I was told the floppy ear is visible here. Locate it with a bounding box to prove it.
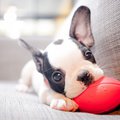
[19,39,43,73]
[69,6,94,47]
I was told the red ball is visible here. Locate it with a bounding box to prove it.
[73,76,120,114]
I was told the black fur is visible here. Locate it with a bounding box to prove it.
[77,70,93,86]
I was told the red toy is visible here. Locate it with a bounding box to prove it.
[73,76,120,114]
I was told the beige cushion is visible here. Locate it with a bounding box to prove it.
[90,0,120,79]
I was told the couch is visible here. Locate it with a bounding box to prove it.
[0,0,120,119]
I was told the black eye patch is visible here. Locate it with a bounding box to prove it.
[71,38,96,63]
[80,45,96,63]
[42,52,65,94]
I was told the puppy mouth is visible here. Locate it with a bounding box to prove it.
[77,70,94,86]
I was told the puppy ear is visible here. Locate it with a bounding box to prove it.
[19,39,43,73]
[69,6,94,47]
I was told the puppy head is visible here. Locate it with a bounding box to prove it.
[20,6,104,98]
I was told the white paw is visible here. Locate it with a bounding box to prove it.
[16,84,30,92]
[50,98,78,112]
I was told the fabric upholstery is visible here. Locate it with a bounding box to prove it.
[90,0,120,80]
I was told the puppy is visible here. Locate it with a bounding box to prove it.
[17,6,104,112]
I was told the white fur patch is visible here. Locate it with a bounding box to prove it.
[45,39,84,70]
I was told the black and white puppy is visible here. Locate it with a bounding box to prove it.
[17,6,104,111]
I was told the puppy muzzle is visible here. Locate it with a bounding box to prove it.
[77,70,93,86]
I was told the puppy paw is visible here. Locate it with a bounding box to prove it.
[16,84,30,92]
[50,98,78,112]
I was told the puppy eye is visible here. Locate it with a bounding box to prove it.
[52,71,64,82]
[85,50,92,59]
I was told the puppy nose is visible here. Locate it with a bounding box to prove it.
[77,70,93,86]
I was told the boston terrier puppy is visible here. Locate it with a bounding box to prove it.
[17,6,104,111]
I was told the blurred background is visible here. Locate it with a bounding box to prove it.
[0,0,77,81]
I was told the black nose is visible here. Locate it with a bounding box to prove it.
[77,70,93,86]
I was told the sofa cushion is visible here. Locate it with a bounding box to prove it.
[90,0,120,80]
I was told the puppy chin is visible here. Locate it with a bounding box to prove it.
[65,85,87,99]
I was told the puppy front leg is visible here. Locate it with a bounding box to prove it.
[50,96,79,112]
[38,88,78,112]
